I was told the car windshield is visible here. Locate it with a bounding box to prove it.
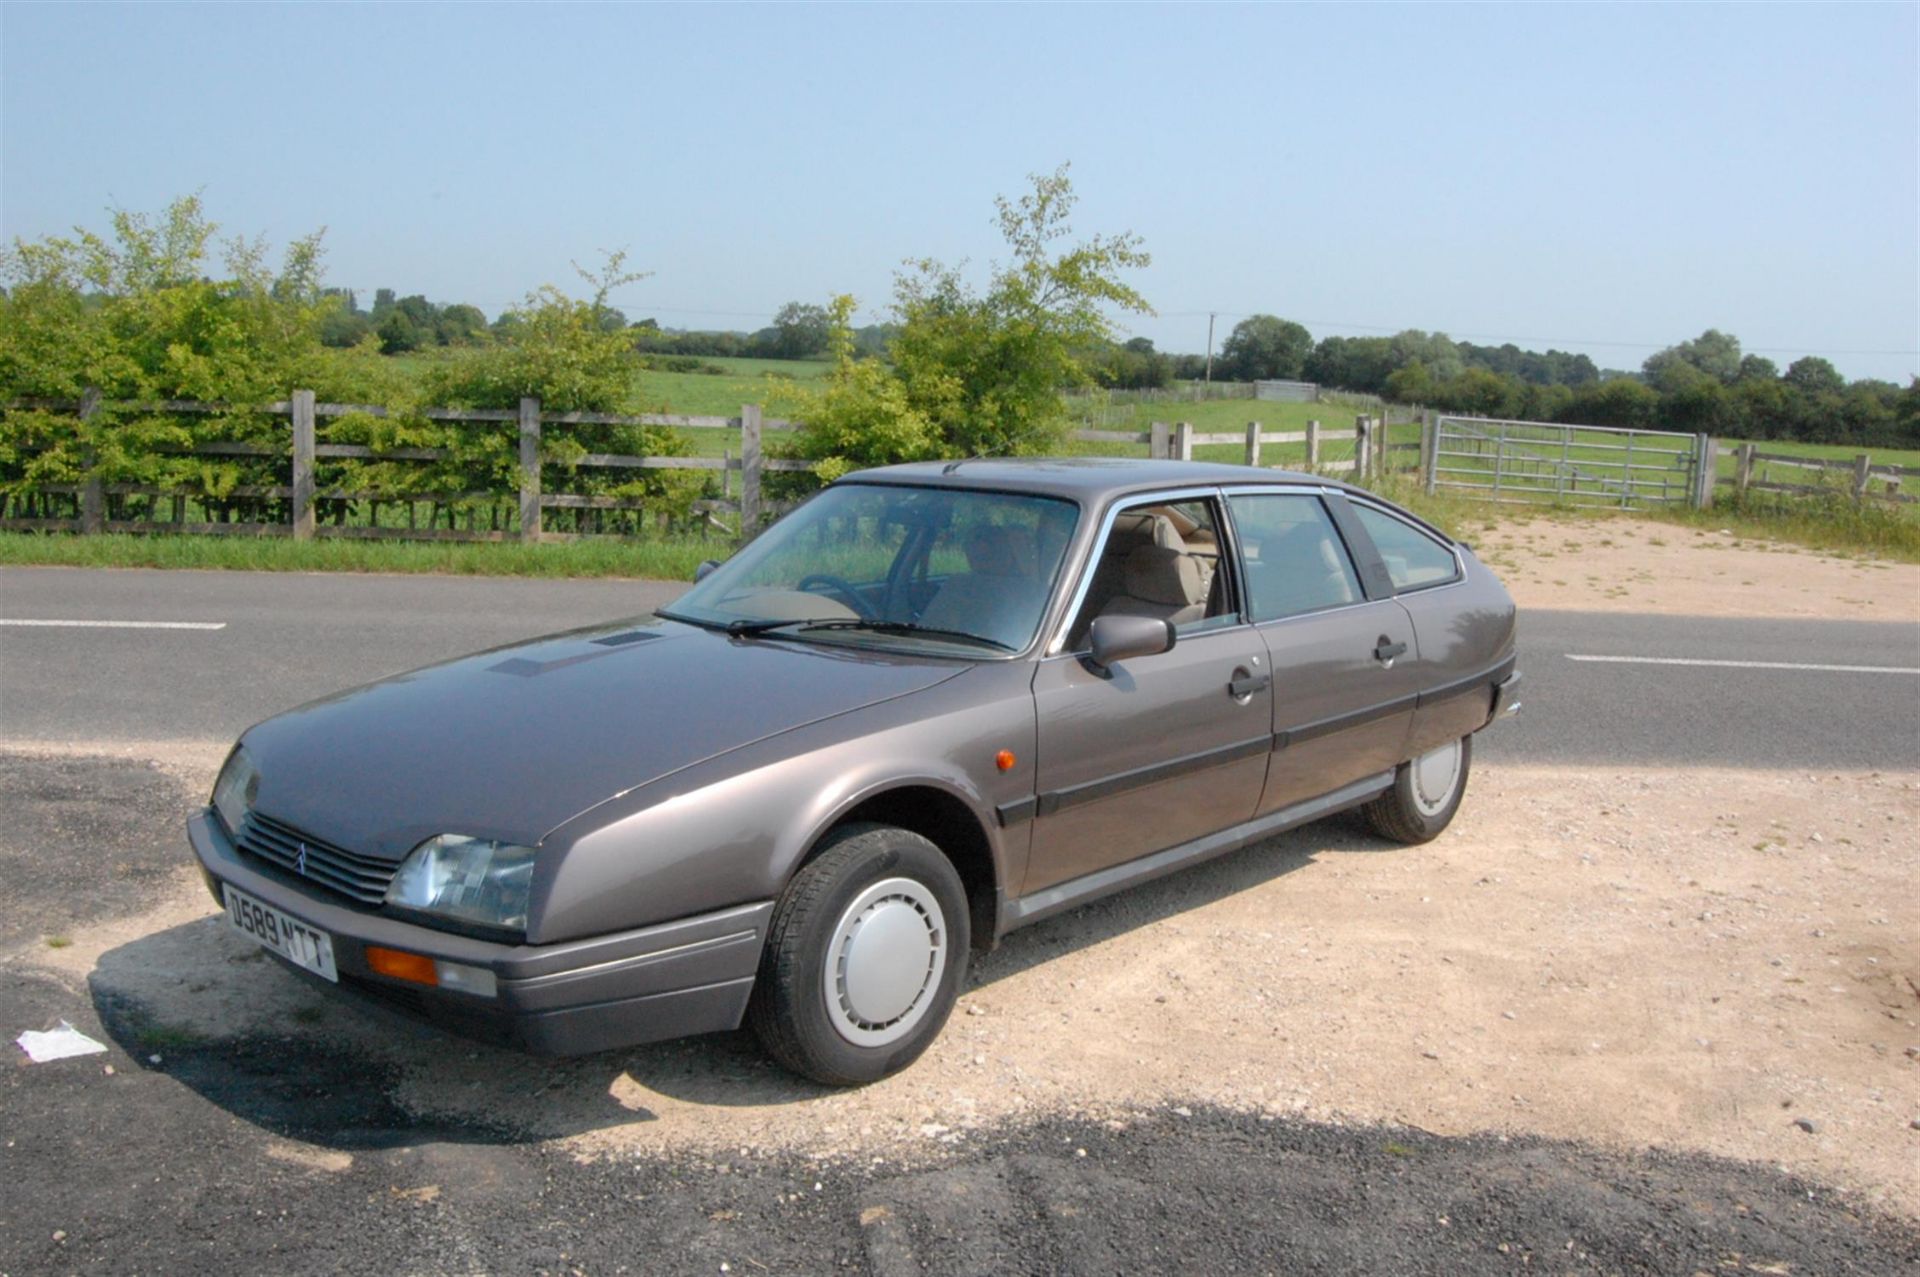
[661,483,1080,656]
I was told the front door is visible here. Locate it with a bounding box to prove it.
[1023,494,1273,895]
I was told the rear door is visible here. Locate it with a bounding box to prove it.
[1225,488,1420,815]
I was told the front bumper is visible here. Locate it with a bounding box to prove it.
[188,808,772,1056]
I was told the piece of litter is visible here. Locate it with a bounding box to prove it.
[15,1021,107,1063]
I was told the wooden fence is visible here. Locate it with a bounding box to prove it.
[1111,416,1411,480]
[0,392,1410,544]
[0,393,820,542]
[1716,443,1915,506]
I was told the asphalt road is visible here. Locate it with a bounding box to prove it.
[2,566,1918,1273]
[2,566,1916,769]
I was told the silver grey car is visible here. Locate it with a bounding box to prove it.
[189,459,1519,1084]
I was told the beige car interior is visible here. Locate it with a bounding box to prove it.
[1068,505,1228,648]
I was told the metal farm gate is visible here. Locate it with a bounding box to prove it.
[1424,416,1713,509]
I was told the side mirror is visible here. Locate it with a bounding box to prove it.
[693,559,721,583]
[1087,614,1176,669]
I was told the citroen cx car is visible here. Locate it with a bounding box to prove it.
[189,459,1519,1085]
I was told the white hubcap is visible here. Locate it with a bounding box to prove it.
[1410,739,1463,817]
[824,878,947,1047]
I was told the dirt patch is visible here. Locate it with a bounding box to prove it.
[36,756,1918,1217]
[1465,514,1920,621]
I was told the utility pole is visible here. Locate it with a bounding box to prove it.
[1204,312,1216,384]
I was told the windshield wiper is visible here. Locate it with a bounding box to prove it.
[652,609,821,638]
[661,609,1014,651]
[792,619,1016,651]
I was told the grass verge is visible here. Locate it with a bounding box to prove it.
[0,532,718,580]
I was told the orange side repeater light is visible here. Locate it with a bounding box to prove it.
[995,749,1017,772]
[366,945,439,987]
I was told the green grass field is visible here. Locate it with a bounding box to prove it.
[1711,436,1920,480]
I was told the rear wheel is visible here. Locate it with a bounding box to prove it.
[1362,734,1472,844]
[748,823,969,1086]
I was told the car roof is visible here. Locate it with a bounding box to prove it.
[840,457,1358,504]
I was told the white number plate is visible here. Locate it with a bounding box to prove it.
[223,885,338,983]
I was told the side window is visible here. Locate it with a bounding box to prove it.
[1352,504,1459,591]
[1066,497,1237,649]
[1228,493,1362,622]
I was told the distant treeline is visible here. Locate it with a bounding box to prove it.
[1086,316,1914,448]
[320,291,892,364]
[321,283,1914,448]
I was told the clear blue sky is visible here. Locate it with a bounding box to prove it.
[3,2,1915,381]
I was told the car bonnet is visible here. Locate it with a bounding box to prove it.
[235,617,969,860]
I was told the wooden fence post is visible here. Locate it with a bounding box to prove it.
[290,389,316,541]
[518,396,541,542]
[740,403,763,532]
[1306,420,1320,472]
[78,387,103,534]
[1851,453,1871,503]
[1174,422,1193,461]
[1735,443,1755,496]
[1352,416,1369,481]
[1149,422,1170,460]
[1244,421,1261,468]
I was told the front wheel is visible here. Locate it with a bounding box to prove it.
[1362,734,1472,844]
[748,823,969,1086]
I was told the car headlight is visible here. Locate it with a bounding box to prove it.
[211,748,259,836]
[385,835,536,934]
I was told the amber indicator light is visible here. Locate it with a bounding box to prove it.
[366,945,439,987]
[995,749,1017,772]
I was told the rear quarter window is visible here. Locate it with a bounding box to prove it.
[1352,504,1459,591]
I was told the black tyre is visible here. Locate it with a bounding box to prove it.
[747,822,970,1086]
[1362,733,1472,845]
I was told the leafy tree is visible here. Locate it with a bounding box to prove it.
[1735,354,1778,383]
[1644,328,1742,384]
[0,195,355,513]
[377,308,422,354]
[1560,377,1660,429]
[788,165,1150,475]
[1303,335,1397,394]
[759,302,830,360]
[410,251,701,523]
[1783,355,1844,396]
[1216,314,1312,381]
[1089,335,1171,390]
[1389,330,1464,382]
[435,303,489,346]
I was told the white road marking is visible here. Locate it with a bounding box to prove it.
[1567,654,1919,675]
[0,619,228,631]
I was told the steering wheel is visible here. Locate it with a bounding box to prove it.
[795,573,875,618]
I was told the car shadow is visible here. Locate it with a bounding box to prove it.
[87,813,1391,1148]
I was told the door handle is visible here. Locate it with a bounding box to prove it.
[1373,637,1408,665]
[1228,670,1271,698]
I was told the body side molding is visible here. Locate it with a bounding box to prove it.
[997,770,1395,934]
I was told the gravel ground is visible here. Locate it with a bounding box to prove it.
[3,747,1917,1273]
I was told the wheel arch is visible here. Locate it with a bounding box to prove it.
[801,782,1003,952]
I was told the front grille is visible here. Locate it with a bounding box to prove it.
[236,812,397,905]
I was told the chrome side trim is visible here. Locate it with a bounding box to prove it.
[998,770,1395,933]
